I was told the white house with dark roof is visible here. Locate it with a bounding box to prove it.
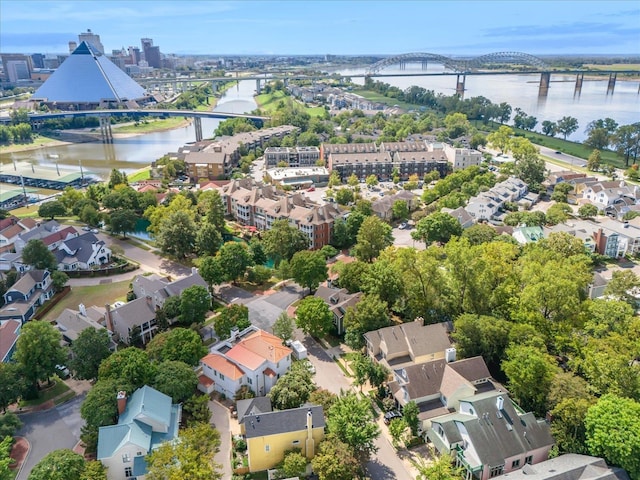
[0,269,54,323]
[97,386,181,480]
[428,391,554,480]
[54,232,111,271]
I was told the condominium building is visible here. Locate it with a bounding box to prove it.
[217,179,342,249]
[264,146,320,168]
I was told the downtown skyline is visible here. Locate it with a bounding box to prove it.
[1,0,639,57]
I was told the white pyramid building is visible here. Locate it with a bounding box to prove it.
[33,41,146,106]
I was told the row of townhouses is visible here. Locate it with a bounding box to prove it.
[264,146,321,168]
[464,177,531,221]
[214,178,343,249]
[178,125,300,181]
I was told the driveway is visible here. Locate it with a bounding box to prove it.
[209,399,232,480]
[16,393,85,479]
[392,226,424,250]
[300,335,412,480]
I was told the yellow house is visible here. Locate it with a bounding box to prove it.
[241,405,325,473]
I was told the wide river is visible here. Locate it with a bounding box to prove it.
[1,67,638,177]
[337,65,639,142]
[0,79,258,179]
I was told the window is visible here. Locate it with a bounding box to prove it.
[512,459,521,468]
[525,455,533,465]
[122,453,131,463]
[292,440,300,445]
[220,374,225,380]
[247,377,252,385]
[490,465,505,478]
[265,445,270,452]
[124,467,133,477]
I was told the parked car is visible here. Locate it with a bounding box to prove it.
[91,229,99,234]
[82,226,91,231]
[384,410,402,424]
[55,365,70,379]
[399,222,408,230]
[307,186,315,192]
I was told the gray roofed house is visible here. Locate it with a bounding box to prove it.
[97,386,181,480]
[442,207,475,229]
[55,304,115,348]
[54,232,112,270]
[364,320,452,369]
[240,405,325,472]
[105,297,156,346]
[14,220,60,253]
[33,41,146,106]
[131,268,207,310]
[493,454,630,480]
[314,285,362,335]
[236,396,273,423]
[428,391,554,480]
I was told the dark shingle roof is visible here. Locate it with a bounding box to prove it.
[241,405,324,439]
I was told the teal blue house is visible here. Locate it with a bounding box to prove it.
[97,386,181,480]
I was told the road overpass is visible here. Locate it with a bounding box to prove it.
[0,109,270,142]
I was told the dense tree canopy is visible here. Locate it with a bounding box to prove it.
[69,328,112,381]
[15,320,66,389]
[22,239,57,270]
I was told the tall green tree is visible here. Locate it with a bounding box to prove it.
[412,448,464,480]
[198,189,226,231]
[272,311,295,342]
[15,321,66,390]
[98,347,158,390]
[290,250,328,293]
[412,212,462,245]
[268,362,315,409]
[199,256,226,290]
[196,222,223,257]
[282,450,307,478]
[156,210,197,258]
[0,436,14,480]
[81,379,132,451]
[555,116,579,140]
[311,435,360,480]
[38,200,67,220]
[28,449,85,480]
[22,239,57,271]
[145,328,206,366]
[146,423,223,480]
[295,296,334,338]
[216,241,254,283]
[262,219,310,266]
[179,285,210,325]
[213,304,250,339]
[109,209,137,238]
[152,360,198,403]
[353,215,393,262]
[69,328,112,381]
[585,394,640,479]
[326,392,380,461]
[343,294,390,349]
[0,362,25,413]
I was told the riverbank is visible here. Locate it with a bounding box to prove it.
[0,134,75,154]
[111,117,191,134]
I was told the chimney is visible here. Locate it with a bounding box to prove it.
[496,395,504,411]
[305,409,315,459]
[79,303,87,317]
[230,326,239,341]
[117,391,127,416]
[191,266,198,275]
[445,347,457,363]
[104,303,114,332]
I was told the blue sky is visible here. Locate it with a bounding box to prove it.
[1,0,639,56]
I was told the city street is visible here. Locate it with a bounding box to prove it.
[209,399,232,480]
[16,394,86,479]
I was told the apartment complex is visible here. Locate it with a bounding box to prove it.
[217,178,343,249]
[264,146,320,168]
[324,140,476,181]
[182,125,299,181]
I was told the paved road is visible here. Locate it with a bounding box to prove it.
[300,335,412,480]
[209,399,232,480]
[538,145,587,167]
[17,394,85,479]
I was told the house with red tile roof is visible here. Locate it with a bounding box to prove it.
[198,325,292,398]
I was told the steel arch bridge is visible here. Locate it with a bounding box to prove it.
[366,51,549,74]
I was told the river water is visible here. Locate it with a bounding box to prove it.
[0,79,258,178]
[1,68,638,176]
[337,65,640,142]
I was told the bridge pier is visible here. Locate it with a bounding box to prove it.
[399,60,406,70]
[99,116,113,143]
[421,61,428,71]
[256,78,262,94]
[574,73,584,97]
[607,73,617,94]
[455,74,466,98]
[211,80,219,93]
[194,117,203,142]
[538,72,551,97]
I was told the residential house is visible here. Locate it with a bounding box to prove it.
[41,226,79,251]
[0,252,29,272]
[428,391,554,480]
[199,325,292,398]
[13,220,60,253]
[55,304,115,348]
[54,232,112,271]
[442,207,475,229]
[512,226,545,245]
[0,269,54,323]
[131,268,208,311]
[443,144,483,170]
[241,405,325,472]
[492,454,630,480]
[371,190,419,221]
[581,181,638,209]
[465,177,528,221]
[97,386,181,480]
[363,320,452,370]
[0,216,36,252]
[314,285,362,335]
[0,320,21,362]
[236,396,273,424]
[104,297,157,345]
[387,353,501,431]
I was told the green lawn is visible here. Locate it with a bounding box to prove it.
[19,377,72,407]
[40,280,132,323]
[128,167,152,182]
[255,90,326,117]
[354,89,421,111]
[112,117,189,134]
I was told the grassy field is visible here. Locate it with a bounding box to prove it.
[255,90,326,117]
[20,377,71,407]
[583,63,640,71]
[112,117,190,134]
[0,134,70,154]
[353,89,420,111]
[40,280,131,323]
[127,167,152,182]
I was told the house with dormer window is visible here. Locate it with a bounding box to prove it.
[314,285,361,335]
[0,269,54,323]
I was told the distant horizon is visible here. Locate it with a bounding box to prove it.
[1,0,639,56]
